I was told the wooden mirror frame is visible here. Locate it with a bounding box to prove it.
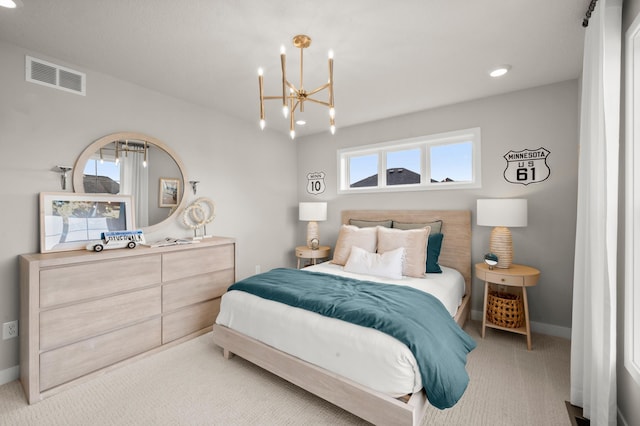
[72,131,188,234]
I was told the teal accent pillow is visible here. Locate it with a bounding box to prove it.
[426,233,444,273]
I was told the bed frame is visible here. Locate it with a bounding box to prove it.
[213,210,471,425]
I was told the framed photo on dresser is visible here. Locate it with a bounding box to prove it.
[39,192,134,253]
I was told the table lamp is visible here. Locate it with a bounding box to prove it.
[477,199,527,269]
[299,202,327,249]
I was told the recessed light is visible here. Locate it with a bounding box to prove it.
[296,120,306,125]
[489,65,512,78]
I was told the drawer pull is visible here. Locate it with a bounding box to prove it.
[501,278,506,282]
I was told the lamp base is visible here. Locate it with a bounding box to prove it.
[490,226,513,269]
[306,221,319,249]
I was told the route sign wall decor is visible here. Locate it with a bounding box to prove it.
[503,148,550,185]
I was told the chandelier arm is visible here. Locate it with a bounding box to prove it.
[306,83,330,96]
[304,98,331,107]
[329,56,334,107]
[289,97,296,138]
[290,99,301,114]
[263,95,285,100]
[258,73,265,122]
[280,52,287,110]
[285,80,296,92]
[299,46,304,90]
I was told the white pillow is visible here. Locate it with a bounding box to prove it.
[331,225,378,266]
[344,246,405,280]
[377,226,430,278]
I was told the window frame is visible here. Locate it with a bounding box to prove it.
[337,127,481,194]
[625,11,640,385]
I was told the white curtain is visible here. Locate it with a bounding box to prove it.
[571,0,621,424]
[120,152,149,228]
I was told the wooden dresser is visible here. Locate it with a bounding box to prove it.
[19,236,235,404]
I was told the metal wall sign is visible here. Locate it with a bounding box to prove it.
[503,148,551,185]
[306,171,326,194]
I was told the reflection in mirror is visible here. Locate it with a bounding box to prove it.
[73,132,187,233]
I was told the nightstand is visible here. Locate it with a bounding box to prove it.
[295,246,331,269]
[475,263,540,350]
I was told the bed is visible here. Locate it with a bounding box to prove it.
[212,210,473,425]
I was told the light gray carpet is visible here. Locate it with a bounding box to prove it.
[0,321,571,425]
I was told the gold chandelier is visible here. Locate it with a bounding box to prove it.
[258,34,335,139]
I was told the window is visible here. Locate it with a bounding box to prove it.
[625,12,640,385]
[83,153,121,193]
[338,127,481,193]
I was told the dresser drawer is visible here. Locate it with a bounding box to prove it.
[40,287,161,351]
[163,269,234,312]
[40,255,162,308]
[484,272,524,286]
[162,244,234,282]
[39,318,161,391]
[162,299,220,344]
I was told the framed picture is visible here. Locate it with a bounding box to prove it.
[39,192,135,253]
[159,177,180,207]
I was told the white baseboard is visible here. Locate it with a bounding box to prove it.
[471,309,571,340]
[0,365,19,386]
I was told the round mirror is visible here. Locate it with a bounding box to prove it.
[72,132,188,234]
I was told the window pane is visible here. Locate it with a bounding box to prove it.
[430,141,472,183]
[83,159,121,193]
[386,149,421,185]
[349,154,378,187]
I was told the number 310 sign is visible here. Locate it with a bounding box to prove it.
[503,148,550,186]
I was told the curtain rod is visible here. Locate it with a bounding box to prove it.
[582,0,598,27]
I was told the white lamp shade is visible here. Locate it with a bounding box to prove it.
[299,202,327,221]
[477,199,527,227]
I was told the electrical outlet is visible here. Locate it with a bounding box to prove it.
[3,320,18,340]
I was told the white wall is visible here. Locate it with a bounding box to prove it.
[297,79,580,336]
[0,40,298,376]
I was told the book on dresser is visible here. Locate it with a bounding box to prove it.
[19,235,235,404]
[141,237,201,247]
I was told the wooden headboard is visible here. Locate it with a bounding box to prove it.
[341,210,472,300]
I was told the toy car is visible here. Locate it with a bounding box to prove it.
[86,230,145,252]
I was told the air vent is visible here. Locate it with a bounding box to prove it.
[26,56,86,96]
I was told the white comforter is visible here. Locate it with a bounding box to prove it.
[215,264,465,397]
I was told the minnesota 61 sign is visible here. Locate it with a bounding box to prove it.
[503,148,550,185]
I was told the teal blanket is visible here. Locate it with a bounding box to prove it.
[228,268,476,409]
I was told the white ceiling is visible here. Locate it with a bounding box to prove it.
[0,0,587,138]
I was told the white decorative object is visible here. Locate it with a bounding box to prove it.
[181,197,215,239]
